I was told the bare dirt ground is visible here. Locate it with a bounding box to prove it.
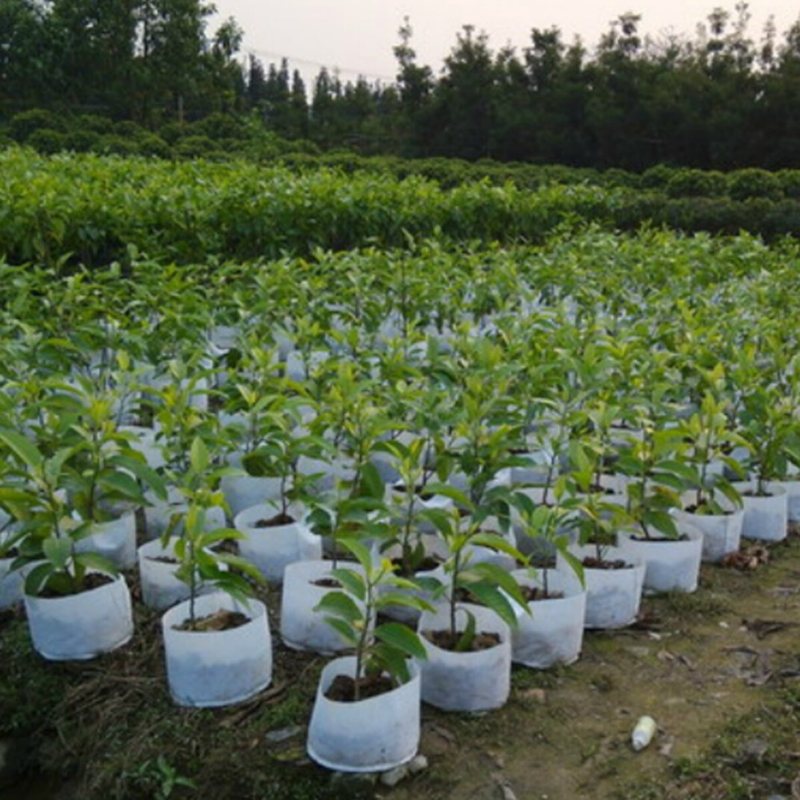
[3,533,800,800]
[390,535,800,800]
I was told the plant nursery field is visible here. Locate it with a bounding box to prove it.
[2,154,800,800]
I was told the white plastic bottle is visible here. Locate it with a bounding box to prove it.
[631,716,657,751]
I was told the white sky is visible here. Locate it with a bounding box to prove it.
[210,1,800,85]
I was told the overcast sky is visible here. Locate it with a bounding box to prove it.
[210,1,800,85]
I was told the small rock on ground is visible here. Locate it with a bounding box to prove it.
[380,755,428,787]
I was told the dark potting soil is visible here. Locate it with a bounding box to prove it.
[630,534,690,543]
[39,572,114,598]
[391,556,443,575]
[312,578,343,588]
[582,557,631,570]
[588,483,619,496]
[255,512,295,527]
[174,609,249,632]
[211,540,239,555]
[147,555,179,564]
[741,491,775,498]
[685,504,734,515]
[423,628,502,652]
[521,586,565,602]
[393,484,435,501]
[324,673,396,702]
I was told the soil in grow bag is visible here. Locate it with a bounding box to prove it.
[521,586,565,601]
[324,673,396,702]
[582,557,631,570]
[174,609,249,632]
[254,512,296,527]
[423,629,502,652]
[40,572,113,598]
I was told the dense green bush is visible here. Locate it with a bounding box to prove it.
[62,130,101,153]
[776,170,800,200]
[726,168,783,201]
[75,114,114,135]
[9,109,65,141]
[640,164,675,190]
[26,129,68,154]
[136,134,172,159]
[189,112,248,141]
[173,135,220,159]
[665,169,727,198]
[1,148,799,274]
[91,135,142,156]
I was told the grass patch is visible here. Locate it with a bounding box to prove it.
[622,679,800,799]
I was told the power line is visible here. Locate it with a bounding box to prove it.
[245,45,397,84]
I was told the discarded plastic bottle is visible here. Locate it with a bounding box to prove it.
[631,716,657,751]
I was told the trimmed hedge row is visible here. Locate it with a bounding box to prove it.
[1,149,798,271]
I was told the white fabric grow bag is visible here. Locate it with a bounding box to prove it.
[75,511,137,570]
[280,560,365,654]
[162,592,271,707]
[510,569,586,668]
[558,545,645,629]
[307,656,421,772]
[618,522,704,594]
[673,502,743,563]
[417,602,511,712]
[235,502,321,583]
[732,482,788,542]
[25,574,133,660]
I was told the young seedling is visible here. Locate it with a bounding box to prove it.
[315,537,430,700]
[169,437,264,628]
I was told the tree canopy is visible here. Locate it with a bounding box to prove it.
[3,2,800,170]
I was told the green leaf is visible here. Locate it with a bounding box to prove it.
[190,437,210,474]
[359,461,385,500]
[337,537,372,573]
[469,532,522,560]
[0,428,43,470]
[454,608,477,652]
[42,537,71,570]
[214,553,266,583]
[470,561,530,612]
[378,591,435,614]
[112,454,167,500]
[370,643,410,684]
[314,590,362,623]
[323,616,359,646]
[559,548,585,588]
[466,582,519,627]
[97,471,144,503]
[329,567,367,601]
[74,552,119,576]
[375,622,428,660]
[25,562,54,596]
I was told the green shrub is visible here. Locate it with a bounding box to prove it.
[26,128,68,154]
[92,135,141,156]
[727,168,783,201]
[9,109,64,142]
[173,135,217,158]
[113,120,148,139]
[159,122,188,145]
[189,113,247,141]
[63,130,101,153]
[666,169,727,198]
[776,170,800,200]
[75,114,114,135]
[641,163,675,190]
[136,134,172,159]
